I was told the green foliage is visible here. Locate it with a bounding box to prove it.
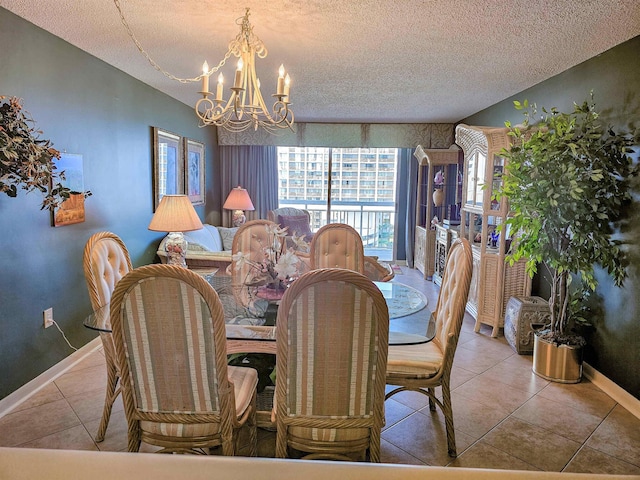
[0,96,83,210]
[497,93,639,338]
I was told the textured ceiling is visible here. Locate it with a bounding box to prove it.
[1,0,639,123]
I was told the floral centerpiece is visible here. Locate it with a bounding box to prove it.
[232,223,309,294]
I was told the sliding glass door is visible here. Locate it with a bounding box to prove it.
[277,147,398,260]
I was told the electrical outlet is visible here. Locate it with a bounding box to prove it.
[43,308,54,328]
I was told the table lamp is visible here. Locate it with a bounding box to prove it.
[149,194,203,267]
[223,186,255,227]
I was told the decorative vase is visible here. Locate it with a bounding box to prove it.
[532,333,583,383]
[432,188,445,207]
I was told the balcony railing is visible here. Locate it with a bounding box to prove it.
[278,200,394,260]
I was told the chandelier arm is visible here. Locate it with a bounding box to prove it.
[112,0,232,83]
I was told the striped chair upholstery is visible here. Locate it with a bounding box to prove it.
[309,223,365,274]
[274,268,389,462]
[83,231,133,442]
[385,238,473,458]
[110,264,258,454]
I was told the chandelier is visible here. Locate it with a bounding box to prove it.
[113,2,294,134]
[196,9,294,133]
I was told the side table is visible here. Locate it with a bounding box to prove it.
[504,296,550,355]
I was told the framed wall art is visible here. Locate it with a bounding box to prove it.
[153,127,183,211]
[184,138,205,206]
[52,153,86,227]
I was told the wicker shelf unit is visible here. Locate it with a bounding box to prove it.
[455,124,531,337]
[413,145,462,280]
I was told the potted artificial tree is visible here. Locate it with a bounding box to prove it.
[498,94,639,383]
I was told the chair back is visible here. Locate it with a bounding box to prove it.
[110,264,233,422]
[267,207,311,225]
[83,231,133,311]
[309,223,365,274]
[275,268,389,461]
[432,238,473,362]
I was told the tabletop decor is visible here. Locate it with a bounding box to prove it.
[232,223,308,294]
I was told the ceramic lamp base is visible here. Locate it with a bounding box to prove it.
[165,231,188,268]
[232,210,246,227]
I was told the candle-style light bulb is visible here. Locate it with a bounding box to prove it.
[234,59,244,88]
[283,74,291,101]
[277,64,285,95]
[216,73,224,101]
[201,61,210,93]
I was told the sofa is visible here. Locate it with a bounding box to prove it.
[157,224,238,269]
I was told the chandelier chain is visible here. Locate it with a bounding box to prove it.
[112,0,232,83]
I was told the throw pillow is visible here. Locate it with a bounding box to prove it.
[278,214,313,242]
[183,225,223,252]
[217,226,239,251]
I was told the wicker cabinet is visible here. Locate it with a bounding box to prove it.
[455,125,531,337]
[413,145,462,279]
[433,225,458,286]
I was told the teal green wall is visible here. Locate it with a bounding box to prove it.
[0,8,218,399]
[463,36,640,399]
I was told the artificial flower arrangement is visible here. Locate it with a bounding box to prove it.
[231,223,309,292]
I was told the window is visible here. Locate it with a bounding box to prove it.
[277,147,398,260]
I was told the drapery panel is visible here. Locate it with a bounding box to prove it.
[219,146,279,225]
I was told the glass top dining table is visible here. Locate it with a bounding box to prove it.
[83,271,435,352]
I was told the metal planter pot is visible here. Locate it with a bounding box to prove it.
[532,333,583,383]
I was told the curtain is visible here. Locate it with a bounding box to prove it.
[219,146,279,226]
[397,148,417,267]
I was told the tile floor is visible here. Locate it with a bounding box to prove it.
[1,266,639,475]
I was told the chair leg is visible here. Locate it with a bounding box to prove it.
[441,381,457,457]
[275,424,288,458]
[127,420,141,452]
[369,427,381,463]
[427,387,436,412]
[96,335,120,442]
[247,392,257,457]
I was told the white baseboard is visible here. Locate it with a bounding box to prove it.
[0,337,102,418]
[583,362,640,419]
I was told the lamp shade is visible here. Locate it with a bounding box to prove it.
[148,195,204,232]
[223,186,255,211]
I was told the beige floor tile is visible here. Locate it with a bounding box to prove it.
[67,350,106,373]
[564,446,640,475]
[383,397,415,431]
[84,409,129,451]
[482,416,581,471]
[453,343,513,374]
[384,389,430,411]
[18,424,98,451]
[66,388,124,425]
[481,356,550,394]
[54,364,107,398]
[430,392,511,440]
[380,438,426,465]
[512,394,603,443]
[452,374,535,414]
[381,411,475,466]
[0,398,81,447]
[585,404,640,467]
[448,441,540,471]
[537,380,616,418]
[10,382,63,414]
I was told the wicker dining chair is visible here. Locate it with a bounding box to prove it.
[83,231,133,442]
[110,264,258,454]
[385,238,473,458]
[309,223,365,274]
[363,256,394,282]
[274,268,389,462]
